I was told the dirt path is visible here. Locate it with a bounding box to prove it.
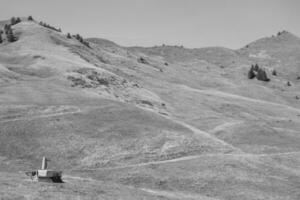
[0,110,81,123]
[172,119,243,152]
[179,85,300,113]
[209,121,243,134]
[140,188,219,200]
[63,174,218,199]
[82,151,300,171]
[141,103,244,153]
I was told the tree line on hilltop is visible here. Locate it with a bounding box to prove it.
[0,15,90,48]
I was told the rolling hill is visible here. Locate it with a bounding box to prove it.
[0,19,299,199]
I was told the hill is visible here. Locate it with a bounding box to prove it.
[0,18,299,199]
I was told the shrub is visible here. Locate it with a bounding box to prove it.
[67,33,72,39]
[287,81,291,86]
[28,16,34,21]
[96,78,109,86]
[137,57,149,64]
[272,70,277,76]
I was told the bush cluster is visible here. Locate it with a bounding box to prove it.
[10,17,21,26]
[277,30,287,36]
[39,21,62,32]
[248,64,270,82]
[3,24,17,42]
[70,33,90,48]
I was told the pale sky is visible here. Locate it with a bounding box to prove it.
[0,0,299,49]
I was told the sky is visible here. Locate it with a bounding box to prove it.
[0,0,299,49]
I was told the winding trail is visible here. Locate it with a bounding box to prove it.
[171,118,243,152]
[63,175,218,199]
[140,188,219,200]
[179,84,300,113]
[81,151,300,171]
[0,110,81,123]
[209,121,243,134]
[141,102,244,153]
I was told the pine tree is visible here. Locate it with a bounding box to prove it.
[15,17,21,24]
[0,31,3,43]
[67,33,72,39]
[10,17,16,25]
[254,63,259,71]
[248,65,256,79]
[6,28,16,42]
[83,41,90,48]
[256,68,270,82]
[4,24,10,34]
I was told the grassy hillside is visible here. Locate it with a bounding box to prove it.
[0,19,299,199]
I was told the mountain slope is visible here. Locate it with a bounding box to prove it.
[0,19,299,199]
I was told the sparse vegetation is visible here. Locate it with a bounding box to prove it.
[68,69,119,88]
[39,21,62,32]
[67,76,89,88]
[139,100,153,106]
[73,34,90,47]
